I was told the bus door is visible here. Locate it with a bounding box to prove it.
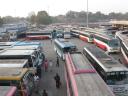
[22,72,35,96]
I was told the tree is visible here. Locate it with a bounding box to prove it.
[36,11,52,25]
[28,11,36,24]
[30,14,36,24]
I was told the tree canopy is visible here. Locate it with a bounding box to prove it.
[36,11,52,25]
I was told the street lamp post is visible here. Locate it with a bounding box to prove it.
[86,0,89,27]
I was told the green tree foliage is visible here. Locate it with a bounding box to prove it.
[30,15,36,24]
[2,16,25,24]
[36,11,52,25]
[0,17,3,27]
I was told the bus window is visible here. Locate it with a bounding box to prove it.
[63,47,71,52]
[109,39,120,47]
[107,72,128,85]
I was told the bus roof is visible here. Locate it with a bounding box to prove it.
[9,45,39,50]
[66,52,114,96]
[84,45,128,72]
[116,31,128,49]
[14,41,41,46]
[70,52,94,70]
[0,42,17,46]
[94,33,115,40]
[0,49,35,56]
[55,39,76,48]
[0,68,28,80]
[0,86,17,96]
[0,59,28,68]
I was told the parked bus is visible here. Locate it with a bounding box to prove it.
[0,68,35,96]
[9,45,45,65]
[63,27,71,39]
[0,86,17,96]
[79,30,94,43]
[70,29,94,42]
[0,42,18,50]
[0,59,29,68]
[70,30,79,38]
[54,39,77,60]
[14,41,42,50]
[93,33,120,53]
[83,45,128,96]
[115,31,128,64]
[0,49,40,68]
[63,32,71,39]
[65,52,115,96]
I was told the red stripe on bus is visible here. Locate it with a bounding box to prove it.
[64,69,71,96]
[94,40,107,51]
[68,53,76,73]
[79,35,88,42]
[65,54,79,96]
[6,86,17,96]
[74,69,96,74]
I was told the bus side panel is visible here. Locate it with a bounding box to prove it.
[64,68,71,96]
[94,39,107,51]
[121,48,128,65]
[6,87,17,96]
[79,35,88,42]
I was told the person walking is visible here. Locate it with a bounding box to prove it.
[56,56,59,67]
[54,73,61,88]
[44,59,48,72]
[37,65,42,78]
[42,89,48,96]
[49,60,53,72]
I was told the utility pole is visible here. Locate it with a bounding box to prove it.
[86,0,89,27]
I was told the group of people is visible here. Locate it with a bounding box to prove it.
[41,55,61,96]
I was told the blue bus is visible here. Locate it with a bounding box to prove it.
[54,39,77,60]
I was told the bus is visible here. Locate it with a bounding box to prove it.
[0,42,18,50]
[54,39,77,60]
[0,59,29,68]
[70,30,79,38]
[0,86,17,96]
[93,33,120,53]
[70,29,94,42]
[14,41,42,51]
[83,45,128,96]
[0,49,40,69]
[115,31,128,64]
[63,32,71,39]
[65,52,115,96]
[79,30,94,43]
[0,68,35,96]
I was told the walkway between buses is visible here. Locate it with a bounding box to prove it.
[32,40,67,96]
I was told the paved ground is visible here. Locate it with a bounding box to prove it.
[32,39,67,96]
[31,38,123,96]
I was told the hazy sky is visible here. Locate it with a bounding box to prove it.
[0,0,128,17]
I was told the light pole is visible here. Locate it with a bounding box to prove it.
[86,0,89,27]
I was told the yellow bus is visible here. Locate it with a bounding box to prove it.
[0,68,35,96]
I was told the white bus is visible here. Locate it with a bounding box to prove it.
[64,32,71,39]
[54,39,76,60]
[83,45,128,96]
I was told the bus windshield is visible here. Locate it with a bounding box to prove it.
[106,72,128,85]
[63,47,71,52]
[109,39,120,47]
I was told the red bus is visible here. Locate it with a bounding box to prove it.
[65,52,115,96]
